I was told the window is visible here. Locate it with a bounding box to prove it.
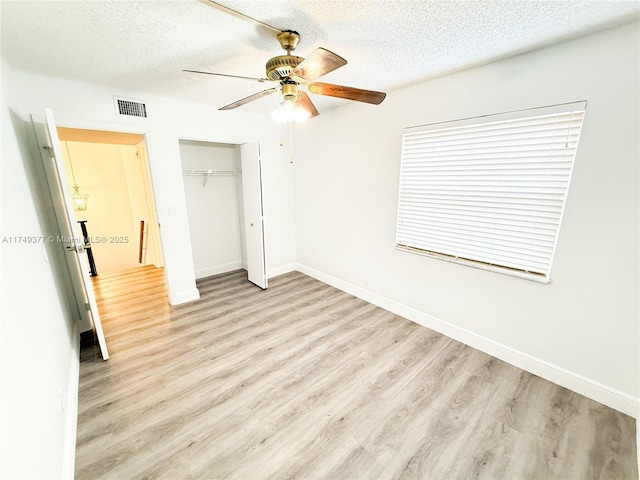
[395,101,586,282]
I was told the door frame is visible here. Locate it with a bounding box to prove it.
[177,136,268,289]
[49,120,170,306]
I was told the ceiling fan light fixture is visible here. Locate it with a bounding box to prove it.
[271,82,310,124]
[271,96,310,124]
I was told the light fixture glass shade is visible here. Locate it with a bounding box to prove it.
[271,97,310,124]
[71,185,89,211]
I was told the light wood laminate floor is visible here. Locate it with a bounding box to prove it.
[77,266,638,479]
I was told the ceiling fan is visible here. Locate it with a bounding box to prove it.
[184,1,386,122]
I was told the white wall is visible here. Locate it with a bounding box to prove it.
[4,69,297,304]
[294,22,639,416]
[1,61,80,479]
[180,140,243,279]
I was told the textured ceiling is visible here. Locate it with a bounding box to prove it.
[1,0,638,115]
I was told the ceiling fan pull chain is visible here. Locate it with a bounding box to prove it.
[289,122,294,164]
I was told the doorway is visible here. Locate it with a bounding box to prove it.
[179,140,267,288]
[180,140,244,279]
[56,127,167,334]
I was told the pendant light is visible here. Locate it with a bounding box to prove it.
[64,141,89,211]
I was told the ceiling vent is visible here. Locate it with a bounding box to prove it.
[114,97,147,118]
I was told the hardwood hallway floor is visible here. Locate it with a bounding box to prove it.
[76,267,638,480]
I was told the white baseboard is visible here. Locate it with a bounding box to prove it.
[296,263,639,418]
[62,321,80,479]
[268,262,297,279]
[195,261,243,279]
[169,288,200,305]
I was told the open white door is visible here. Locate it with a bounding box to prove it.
[36,108,109,360]
[240,142,268,289]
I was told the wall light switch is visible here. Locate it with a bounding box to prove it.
[168,205,177,216]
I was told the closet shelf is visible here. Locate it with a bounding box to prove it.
[182,168,238,187]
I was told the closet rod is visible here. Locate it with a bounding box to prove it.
[182,168,237,175]
[182,168,238,187]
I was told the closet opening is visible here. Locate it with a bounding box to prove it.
[179,139,267,288]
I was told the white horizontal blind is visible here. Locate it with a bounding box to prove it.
[396,104,586,282]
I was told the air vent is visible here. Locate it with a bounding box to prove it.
[114,97,147,118]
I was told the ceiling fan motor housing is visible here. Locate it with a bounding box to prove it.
[266,30,303,80]
[265,55,304,80]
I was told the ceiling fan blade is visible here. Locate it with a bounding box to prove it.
[220,88,278,110]
[308,82,386,105]
[184,69,272,83]
[289,48,347,83]
[296,92,319,118]
[197,0,282,34]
